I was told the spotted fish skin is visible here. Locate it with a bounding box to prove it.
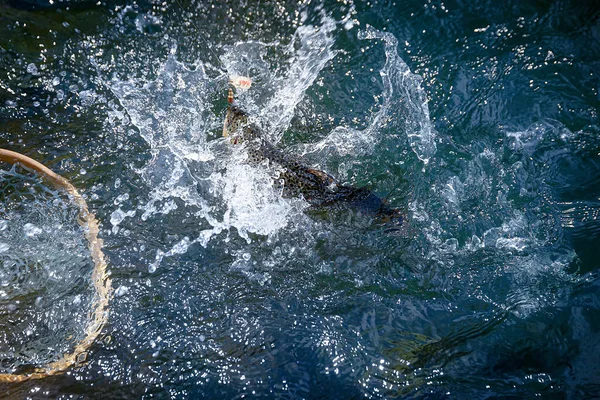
[223,104,404,223]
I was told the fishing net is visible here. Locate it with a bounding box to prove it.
[0,149,111,382]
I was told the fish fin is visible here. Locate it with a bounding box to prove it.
[222,118,229,137]
[306,168,335,184]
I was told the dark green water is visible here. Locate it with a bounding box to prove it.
[1,0,599,398]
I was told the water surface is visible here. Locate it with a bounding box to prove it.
[1,0,599,398]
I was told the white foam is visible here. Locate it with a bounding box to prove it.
[220,162,297,239]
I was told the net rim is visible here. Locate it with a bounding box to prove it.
[0,148,112,382]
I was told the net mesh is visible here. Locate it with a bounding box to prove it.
[0,163,94,374]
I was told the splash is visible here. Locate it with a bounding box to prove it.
[112,18,340,272]
[299,25,438,166]
[358,26,437,164]
[414,122,576,317]
[222,15,339,142]
[261,16,338,139]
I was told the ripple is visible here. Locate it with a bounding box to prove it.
[1,0,597,397]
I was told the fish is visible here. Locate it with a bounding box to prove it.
[222,92,405,225]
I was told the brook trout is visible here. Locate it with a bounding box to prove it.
[222,99,404,224]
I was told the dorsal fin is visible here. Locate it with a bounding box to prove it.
[306,168,335,185]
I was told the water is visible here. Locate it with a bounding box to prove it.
[1,0,599,398]
[0,166,95,374]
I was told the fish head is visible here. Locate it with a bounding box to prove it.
[222,105,249,142]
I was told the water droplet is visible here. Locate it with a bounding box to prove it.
[110,208,136,233]
[115,285,129,297]
[23,223,42,237]
[27,63,38,75]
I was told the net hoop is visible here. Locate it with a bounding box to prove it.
[0,148,112,383]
